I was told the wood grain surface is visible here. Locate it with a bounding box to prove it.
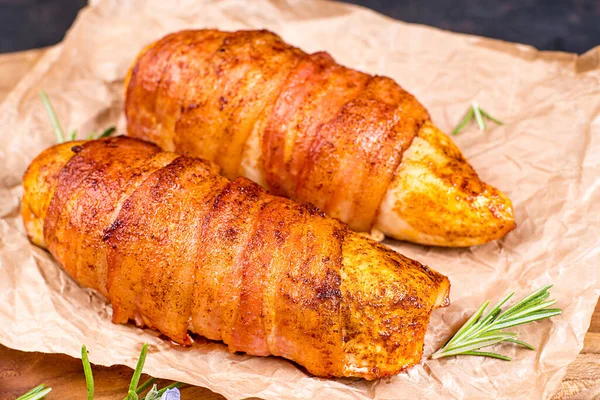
[0,48,598,400]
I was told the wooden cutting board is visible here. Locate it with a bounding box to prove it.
[0,48,598,400]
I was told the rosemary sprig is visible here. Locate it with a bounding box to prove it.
[432,285,562,360]
[453,101,503,135]
[40,91,115,142]
[136,377,156,395]
[40,90,65,143]
[15,384,52,400]
[80,343,183,400]
[19,344,181,399]
[126,343,149,400]
[96,126,116,139]
[82,345,94,400]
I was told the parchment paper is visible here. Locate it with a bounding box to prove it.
[0,0,599,398]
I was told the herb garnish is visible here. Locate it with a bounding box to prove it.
[15,384,52,400]
[82,345,94,400]
[453,101,503,135]
[432,285,561,361]
[125,343,149,400]
[16,344,182,399]
[40,90,115,142]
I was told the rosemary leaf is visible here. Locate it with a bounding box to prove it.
[504,338,535,350]
[443,300,489,349]
[136,377,156,395]
[462,350,512,361]
[16,384,51,400]
[495,299,557,324]
[497,285,553,320]
[453,101,504,135]
[16,384,45,399]
[432,334,515,359]
[452,107,474,135]
[128,344,149,397]
[480,109,504,125]
[490,309,562,331]
[17,387,52,400]
[472,101,486,131]
[468,292,515,337]
[81,345,94,400]
[40,91,115,143]
[96,126,116,139]
[432,285,561,361]
[39,91,65,143]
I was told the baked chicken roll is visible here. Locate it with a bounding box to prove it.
[21,136,450,379]
[125,29,515,247]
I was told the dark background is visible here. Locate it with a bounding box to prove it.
[1,0,599,54]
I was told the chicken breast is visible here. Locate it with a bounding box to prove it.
[125,29,515,246]
[21,136,450,379]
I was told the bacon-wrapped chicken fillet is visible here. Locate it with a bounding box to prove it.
[21,136,450,379]
[125,29,515,247]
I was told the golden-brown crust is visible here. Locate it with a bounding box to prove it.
[171,31,231,158]
[128,29,305,179]
[125,31,196,149]
[21,140,86,247]
[44,137,162,294]
[340,232,450,378]
[151,31,221,152]
[191,177,272,343]
[377,122,516,246]
[271,202,347,377]
[126,30,427,232]
[297,76,428,231]
[183,30,303,179]
[105,155,225,344]
[24,136,450,379]
[262,52,368,198]
[125,29,514,246]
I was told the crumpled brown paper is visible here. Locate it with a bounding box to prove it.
[0,0,599,398]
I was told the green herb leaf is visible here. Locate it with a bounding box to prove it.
[16,383,45,399]
[472,101,486,131]
[452,102,504,135]
[136,377,156,395]
[81,345,94,400]
[480,109,504,125]
[40,90,65,143]
[40,91,116,143]
[461,350,512,361]
[504,338,535,350]
[452,107,474,135]
[128,344,149,399]
[96,126,116,139]
[431,285,561,360]
[16,384,52,400]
